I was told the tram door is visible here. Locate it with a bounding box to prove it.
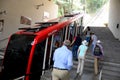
[30,40,46,80]
[44,36,52,69]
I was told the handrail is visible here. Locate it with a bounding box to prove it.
[99,69,103,80]
[0,48,5,59]
[0,55,4,59]
[13,76,25,80]
[0,38,8,43]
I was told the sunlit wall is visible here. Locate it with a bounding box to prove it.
[0,0,58,48]
[109,0,120,40]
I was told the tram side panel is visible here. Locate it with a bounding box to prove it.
[0,33,48,80]
[0,34,36,79]
[0,33,61,80]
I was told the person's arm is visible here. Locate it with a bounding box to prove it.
[77,47,80,56]
[84,47,88,59]
[100,45,104,56]
[90,35,93,44]
[53,50,56,62]
[83,28,87,35]
[86,48,89,54]
[70,37,76,46]
[67,52,73,70]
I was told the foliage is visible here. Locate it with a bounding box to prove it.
[86,0,109,13]
[53,0,109,16]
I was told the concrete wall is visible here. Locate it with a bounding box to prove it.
[109,0,120,40]
[0,0,58,48]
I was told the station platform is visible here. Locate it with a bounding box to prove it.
[0,26,120,80]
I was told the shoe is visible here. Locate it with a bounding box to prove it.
[74,58,78,61]
[75,59,78,61]
[74,73,79,79]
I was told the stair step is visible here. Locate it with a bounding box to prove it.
[102,73,120,80]
[102,69,120,78]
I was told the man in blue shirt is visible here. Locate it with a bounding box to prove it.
[52,40,73,80]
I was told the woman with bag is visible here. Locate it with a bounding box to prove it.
[93,40,104,75]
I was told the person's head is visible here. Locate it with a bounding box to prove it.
[63,40,71,47]
[77,34,80,37]
[82,40,88,46]
[90,32,94,35]
[87,26,90,31]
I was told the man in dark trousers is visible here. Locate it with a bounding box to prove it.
[71,34,82,61]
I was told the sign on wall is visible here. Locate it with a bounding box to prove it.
[0,19,4,32]
[43,11,49,22]
[20,16,31,25]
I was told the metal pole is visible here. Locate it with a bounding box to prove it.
[65,26,68,40]
[48,35,54,66]
[99,69,102,80]
[42,38,49,75]
[14,76,25,80]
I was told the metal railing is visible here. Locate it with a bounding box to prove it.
[0,37,8,43]
[99,69,103,80]
[13,76,25,80]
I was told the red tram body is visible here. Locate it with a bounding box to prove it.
[0,13,84,80]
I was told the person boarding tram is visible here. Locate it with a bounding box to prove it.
[70,34,82,61]
[52,40,73,80]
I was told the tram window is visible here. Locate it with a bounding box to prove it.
[69,25,73,41]
[66,26,69,40]
[61,27,66,42]
[53,32,61,49]
[46,36,52,68]
[70,22,75,38]
[68,25,73,40]
[2,34,35,79]
[53,28,66,49]
[77,26,81,35]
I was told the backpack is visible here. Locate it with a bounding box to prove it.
[94,45,102,56]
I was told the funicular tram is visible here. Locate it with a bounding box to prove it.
[0,13,84,80]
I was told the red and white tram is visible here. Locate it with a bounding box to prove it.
[0,13,84,80]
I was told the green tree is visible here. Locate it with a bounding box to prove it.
[54,0,109,16]
[86,0,108,13]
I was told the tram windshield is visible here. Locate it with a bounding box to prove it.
[3,34,36,79]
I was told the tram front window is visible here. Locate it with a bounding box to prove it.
[2,34,35,79]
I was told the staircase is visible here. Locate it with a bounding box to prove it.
[76,27,120,80]
[83,53,120,80]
